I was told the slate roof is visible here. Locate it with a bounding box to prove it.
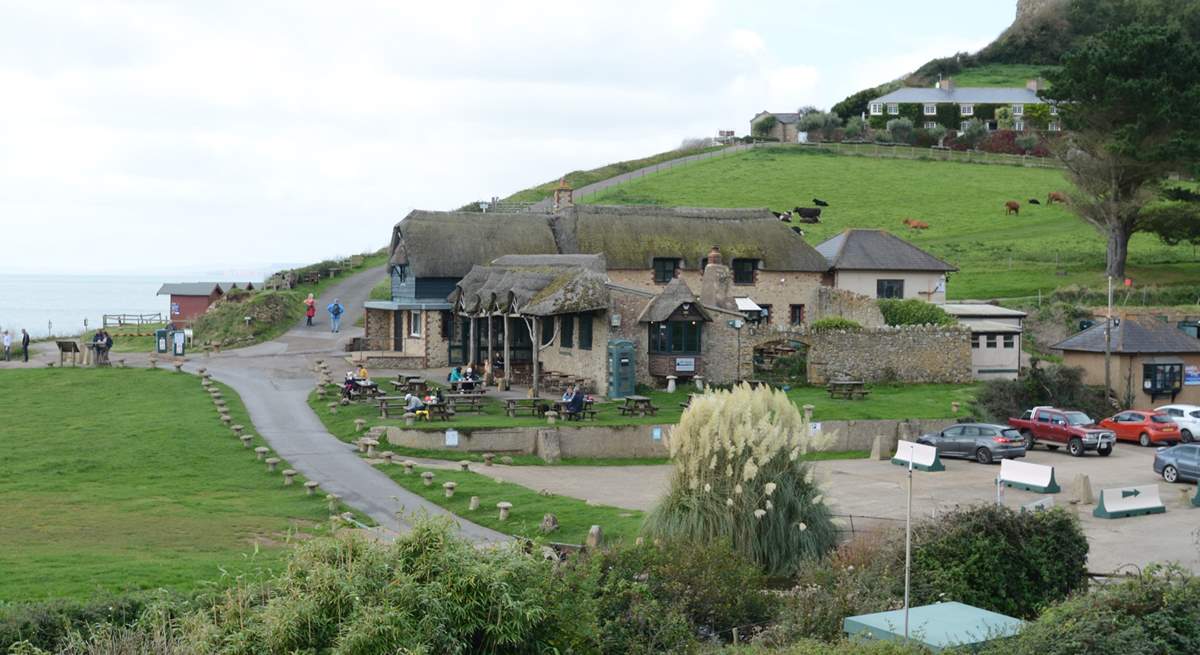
[756,112,802,124]
[816,229,956,272]
[1053,319,1200,354]
[157,282,224,297]
[872,86,1044,105]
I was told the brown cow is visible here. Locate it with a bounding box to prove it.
[902,218,929,230]
[1047,191,1069,205]
[1005,201,1020,215]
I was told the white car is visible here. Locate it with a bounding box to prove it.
[1156,404,1200,443]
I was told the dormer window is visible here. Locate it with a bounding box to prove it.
[960,104,974,116]
[652,258,681,284]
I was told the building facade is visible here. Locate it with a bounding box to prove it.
[867,78,1057,133]
[156,282,225,324]
[941,303,1027,380]
[1055,319,1200,406]
[815,229,957,304]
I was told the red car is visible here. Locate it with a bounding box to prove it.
[1099,411,1181,447]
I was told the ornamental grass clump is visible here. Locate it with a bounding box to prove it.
[643,384,838,576]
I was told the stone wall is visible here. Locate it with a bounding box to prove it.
[424,310,451,369]
[538,311,609,393]
[363,308,394,351]
[815,287,885,327]
[806,325,973,384]
[608,269,825,330]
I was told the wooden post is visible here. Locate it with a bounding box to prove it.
[486,315,495,382]
[532,317,541,397]
[502,316,511,390]
[468,316,478,367]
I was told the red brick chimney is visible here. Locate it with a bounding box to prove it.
[937,77,955,91]
[552,178,573,211]
[707,245,723,266]
[1026,78,1043,91]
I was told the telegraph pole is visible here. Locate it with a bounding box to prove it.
[1104,276,1113,404]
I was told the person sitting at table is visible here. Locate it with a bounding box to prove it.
[404,393,429,420]
[342,373,357,400]
[461,366,476,391]
[355,364,370,380]
[493,352,504,372]
[561,384,576,404]
[448,367,462,383]
[566,388,585,419]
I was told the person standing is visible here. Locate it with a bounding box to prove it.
[304,293,316,327]
[2,331,11,361]
[21,328,30,363]
[327,298,345,333]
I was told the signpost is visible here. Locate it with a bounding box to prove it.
[891,440,943,643]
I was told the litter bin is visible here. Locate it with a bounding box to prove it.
[155,329,169,354]
[170,330,186,357]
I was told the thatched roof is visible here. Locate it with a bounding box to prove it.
[448,255,610,317]
[389,205,828,278]
[636,277,711,323]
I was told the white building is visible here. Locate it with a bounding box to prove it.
[940,303,1027,380]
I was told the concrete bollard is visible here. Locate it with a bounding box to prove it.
[1180,487,1193,508]
[483,453,495,466]
[326,493,341,513]
[869,435,887,461]
[404,412,416,426]
[1071,473,1094,505]
[802,404,814,422]
[354,418,367,432]
[497,501,512,521]
[694,375,704,391]
[327,402,338,415]
[469,496,480,510]
[173,361,184,373]
[231,424,244,436]
[421,471,434,486]
[149,356,158,368]
[540,513,559,534]
[586,525,603,549]
[355,439,367,453]
[240,434,253,448]
[443,481,457,498]
[665,375,677,393]
[220,414,232,425]
[459,460,471,472]
[117,359,125,368]
[197,367,206,375]
[305,480,320,495]
[363,439,378,457]
[544,410,558,425]
[254,446,269,461]
[265,457,280,472]
[403,460,415,474]
[282,469,297,485]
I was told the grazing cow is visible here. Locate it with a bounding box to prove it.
[793,206,822,223]
[1005,201,1020,215]
[1028,198,1041,205]
[813,198,829,207]
[902,218,929,230]
[789,226,806,237]
[773,210,792,222]
[1047,191,1069,205]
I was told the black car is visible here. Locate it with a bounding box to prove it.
[917,423,1027,464]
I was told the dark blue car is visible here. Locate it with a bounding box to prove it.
[1154,443,1200,483]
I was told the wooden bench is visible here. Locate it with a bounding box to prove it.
[446,394,485,414]
[377,395,406,419]
[505,398,548,417]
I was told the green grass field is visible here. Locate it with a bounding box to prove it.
[0,369,339,601]
[502,145,724,203]
[586,147,1199,299]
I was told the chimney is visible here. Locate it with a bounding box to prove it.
[552,178,574,211]
[700,246,736,311]
[1026,78,1042,91]
[937,77,955,91]
[706,245,723,266]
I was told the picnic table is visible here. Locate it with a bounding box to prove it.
[389,378,427,395]
[378,395,406,418]
[618,395,659,417]
[346,379,382,401]
[425,400,452,421]
[826,380,871,400]
[505,397,549,418]
[553,398,597,421]
[449,380,486,394]
[445,393,485,414]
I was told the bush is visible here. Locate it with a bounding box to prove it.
[886,118,913,145]
[192,290,301,345]
[980,566,1200,655]
[843,116,867,140]
[909,504,1088,619]
[643,385,838,576]
[799,112,842,142]
[876,299,955,327]
[810,317,862,332]
[957,118,988,150]
[0,593,165,652]
[973,360,1110,422]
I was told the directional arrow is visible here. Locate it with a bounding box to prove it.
[1121,489,1141,498]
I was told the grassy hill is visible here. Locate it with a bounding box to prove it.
[950,63,1053,87]
[583,147,1199,300]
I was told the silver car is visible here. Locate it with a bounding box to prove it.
[918,423,1027,465]
[1154,443,1200,483]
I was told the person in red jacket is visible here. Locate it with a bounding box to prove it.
[303,293,316,327]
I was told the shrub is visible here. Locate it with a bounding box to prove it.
[980,566,1200,655]
[886,118,913,144]
[799,112,842,142]
[809,317,862,332]
[753,115,778,139]
[876,299,955,327]
[973,360,1110,422]
[908,504,1088,619]
[643,385,838,576]
[925,124,947,147]
[843,116,867,140]
[957,118,988,150]
[995,106,1014,130]
[0,593,165,652]
[730,639,932,654]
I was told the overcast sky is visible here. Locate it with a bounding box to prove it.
[0,1,1016,275]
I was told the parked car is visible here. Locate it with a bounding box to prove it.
[1007,406,1115,457]
[1099,410,1181,447]
[1155,404,1200,443]
[1153,443,1200,483]
[916,423,1026,464]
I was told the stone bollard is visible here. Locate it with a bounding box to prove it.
[282,469,297,485]
[497,501,512,521]
[421,471,434,486]
[363,439,378,457]
[231,424,244,436]
[220,415,232,425]
[354,418,367,432]
[149,356,158,368]
[214,398,226,407]
[802,404,814,422]
[381,451,394,464]
[459,460,471,472]
[326,493,341,513]
[469,496,480,511]
[173,361,184,373]
[404,412,416,426]
[665,375,677,393]
[540,513,559,534]
[265,457,280,472]
[117,359,126,368]
[483,453,495,467]
[305,480,320,496]
[694,375,704,391]
[635,536,644,546]
[240,434,253,448]
[443,481,457,498]
[586,525,603,549]
[1180,487,1193,508]
[544,410,558,425]
[197,367,206,375]
[339,397,350,406]
[254,446,269,461]
[403,460,415,474]
[316,388,326,399]
[1070,473,1094,505]
[951,401,961,414]
[327,402,338,415]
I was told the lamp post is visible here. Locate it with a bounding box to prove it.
[728,318,744,382]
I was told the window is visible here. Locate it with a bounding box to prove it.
[652,257,680,284]
[649,321,702,355]
[731,259,757,285]
[876,279,904,299]
[923,104,937,116]
[1048,121,1061,132]
[1003,334,1014,348]
[986,334,997,348]
[560,314,574,348]
[1143,363,1183,395]
[960,121,972,132]
[887,103,899,115]
[540,317,554,346]
[971,334,980,349]
[924,121,938,129]
[578,312,593,350]
[1012,104,1024,116]
[409,310,422,337]
[1014,119,1025,132]
[960,104,974,116]
[869,102,883,116]
[758,304,772,325]
[789,304,805,326]
[1049,105,1058,116]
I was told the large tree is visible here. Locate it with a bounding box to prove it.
[1042,0,1200,277]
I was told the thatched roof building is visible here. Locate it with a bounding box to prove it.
[448,254,611,317]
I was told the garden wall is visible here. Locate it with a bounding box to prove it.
[806,325,972,385]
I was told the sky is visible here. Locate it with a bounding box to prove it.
[0,1,1017,276]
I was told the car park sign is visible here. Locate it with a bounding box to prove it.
[1093,484,1166,519]
[999,459,1060,494]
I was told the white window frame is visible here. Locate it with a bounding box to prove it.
[960,121,972,132]
[924,121,938,129]
[1014,119,1025,132]
[409,310,422,337]
[869,102,883,116]
[1049,105,1058,116]
[960,103,974,116]
[887,103,899,115]
[1048,121,1061,132]
[923,103,938,116]
[1012,104,1024,116]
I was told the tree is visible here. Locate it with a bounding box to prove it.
[1015,133,1039,154]
[751,114,778,140]
[796,105,820,117]
[1042,0,1200,277]
[958,118,988,150]
[843,116,867,140]
[886,118,913,144]
[799,111,842,141]
[1140,200,1200,247]
[926,124,948,147]
[995,106,1014,130]
[1024,103,1052,130]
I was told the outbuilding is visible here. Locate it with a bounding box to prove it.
[157,282,224,324]
[1054,318,1200,405]
[940,303,1027,380]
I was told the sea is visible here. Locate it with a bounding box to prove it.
[0,270,281,339]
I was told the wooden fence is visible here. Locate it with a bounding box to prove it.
[103,313,164,328]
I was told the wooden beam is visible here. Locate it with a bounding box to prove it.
[486,315,495,382]
[502,316,511,391]
[532,317,541,397]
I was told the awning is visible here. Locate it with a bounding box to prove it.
[735,297,762,312]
